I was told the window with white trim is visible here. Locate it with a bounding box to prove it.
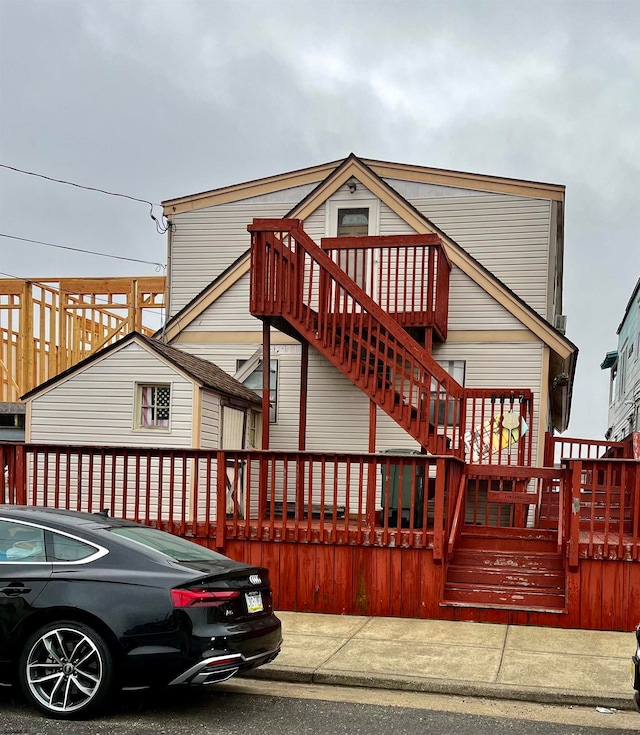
[326,200,380,296]
[136,384,171,429]
[618,343,628,399]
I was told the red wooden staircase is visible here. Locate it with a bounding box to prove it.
[248,219,464,455]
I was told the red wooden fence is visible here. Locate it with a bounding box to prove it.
[1,442,464,552]
[2,441,638,563]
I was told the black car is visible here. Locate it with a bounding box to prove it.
[0,505,281,719]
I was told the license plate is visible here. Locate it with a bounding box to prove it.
[245,590,263,614]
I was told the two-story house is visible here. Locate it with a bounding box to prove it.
[16,155,639,630]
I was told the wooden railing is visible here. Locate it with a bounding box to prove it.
[566,458,640,566]
[544,434,630,466]
[2,442,638,563]
[463,389,534,467]
[0,442,463,552]
[0,277,165,401]
[249,219,464,456]
[320,234,451,337]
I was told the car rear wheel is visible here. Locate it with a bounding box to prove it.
[19,621,114,719]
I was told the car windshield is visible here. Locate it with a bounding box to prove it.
[109,526,228,563]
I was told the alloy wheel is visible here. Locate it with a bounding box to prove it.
[23,625,106,716]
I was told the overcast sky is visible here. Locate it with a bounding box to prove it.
[0,0,638,440]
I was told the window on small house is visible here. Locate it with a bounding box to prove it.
[236,359,278,423]
[248,410,260,448]
[137,384,171,429]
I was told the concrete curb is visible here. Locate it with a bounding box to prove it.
[245,665,636,712]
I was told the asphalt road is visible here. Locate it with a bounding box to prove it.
[0,679,638,735]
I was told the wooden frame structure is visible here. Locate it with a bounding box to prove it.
[0,276,166,402]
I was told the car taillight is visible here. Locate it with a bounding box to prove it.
[171,588,240,608]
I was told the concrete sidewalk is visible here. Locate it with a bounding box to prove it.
[248,612,637,711]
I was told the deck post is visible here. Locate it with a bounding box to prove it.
[569,460,582,569]
[299,342,308,451]
[15,444,26,506]
[433,458,446,562]
[262,319,271,450]
[215,450,227,550]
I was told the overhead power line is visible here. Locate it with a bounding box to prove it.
[0,163,169,233]
[0,233,166,269]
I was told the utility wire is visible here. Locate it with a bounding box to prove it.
[0,163,169,233]
[0,233,166,269]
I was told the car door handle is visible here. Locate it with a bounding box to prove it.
[0,584,32,596]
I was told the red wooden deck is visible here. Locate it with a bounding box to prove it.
[1,439,638,630]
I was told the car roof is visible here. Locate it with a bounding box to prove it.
[0,505,137,530]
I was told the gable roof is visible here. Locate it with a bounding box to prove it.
[160,155,575,359]
[22,332,262,406]
[616,277,640,334]
[162,155,564,214]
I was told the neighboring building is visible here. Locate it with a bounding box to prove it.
[22,332,262,451]
[601,278,640,444]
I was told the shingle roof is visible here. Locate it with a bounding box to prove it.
[21,332,262,406]
[138,334,262,405]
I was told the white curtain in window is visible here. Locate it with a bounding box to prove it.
[141,386,153,427]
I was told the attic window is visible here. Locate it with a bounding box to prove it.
[337,208,369,237]
[137,384,171,429]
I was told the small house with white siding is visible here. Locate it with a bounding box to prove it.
[22,332,262,451]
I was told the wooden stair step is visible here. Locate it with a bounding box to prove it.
[442,583,566,611]
[447,564,565,588]
[456,536,559,554]
[449,550,565,570]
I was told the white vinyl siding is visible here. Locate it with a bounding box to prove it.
[448,266,526,330]
[408,193,551,319]
[304,348,370,453]
[199,390,221,449]
[169,201,295,316]
[28,342,194,448]
[181,272,259,332]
